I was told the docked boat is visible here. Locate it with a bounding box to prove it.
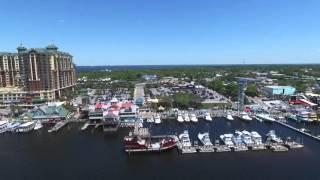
[226,111,234,121]
[198,132,213,146]
[6,122,21,132]
[124,127,178,153]
[154,114,161,124]
[204,112,212,121]
[220,134,234,148]
[239,112,252,121]
[240,130,254,146]
[177,112,184,123]
[184,113,190,122]
[0,120,8,133]
[296,111,313,122]
[16,121,36,133]
[179,130,192,147]
[287,113,298,122]
[190,113,198,122]
[34,121,43,130]
[255,114,275,122]
[250,131,263,145]
[233,131,248,151]
[266,130,283,143]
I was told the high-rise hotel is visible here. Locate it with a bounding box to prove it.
[0,44,76,104]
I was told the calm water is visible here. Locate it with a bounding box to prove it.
[1,118,320,180]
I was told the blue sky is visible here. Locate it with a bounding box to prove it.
[1,0,320,65]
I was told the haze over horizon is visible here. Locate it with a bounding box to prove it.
[1,0,320,66]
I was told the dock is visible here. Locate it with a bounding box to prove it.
[48,121,68,133]
[274,120,320,142]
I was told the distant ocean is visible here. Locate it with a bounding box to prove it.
[76,64,320,72]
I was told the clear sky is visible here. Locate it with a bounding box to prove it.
[1,0,320,65]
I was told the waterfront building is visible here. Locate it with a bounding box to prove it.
[264,86,296,96]
[0,44,76,104]
[21,103,70,122]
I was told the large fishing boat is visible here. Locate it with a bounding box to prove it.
[124,124,178,153]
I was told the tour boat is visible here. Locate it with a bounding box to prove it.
[198,132,213,146]
[124,128,178,153]
[16,121,36,133]
[184,113,190,122]
[204,112,212,121]
[34,121,43,130]
[256,114,275,122]
[190,113,198,122]
[154,114,161,124]
[177,112,184,123]
[220,134,234,148]
[239,112,252,121]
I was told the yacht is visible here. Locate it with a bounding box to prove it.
[190,113,198,122]
[256,114,275,122]
[226,111,234,121]
[34,121,43,130]
[154,114,161,124]
[266,130,283,143]
[233,131,245,146]
[296,111,313,122]
[0,120,8,133]
[16,121,36,133]
[204,112,212,121]
[198,132,213,146]
[7,122,21,132]
[179,130,192,147]
[177,112,184,123]
[220,134,234,148]
[240,130,254,146]
[250,131,263,145]
[184,113,190,122]
[239,112,252,121]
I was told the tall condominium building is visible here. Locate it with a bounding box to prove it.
[0,52,22,87]
[0,44,76,104]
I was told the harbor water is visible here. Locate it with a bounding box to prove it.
[0,118,320,180]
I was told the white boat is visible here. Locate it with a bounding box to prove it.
[250,131,263,145]
[256,114,275,122]
[220,134,234,147]
[154,114,161,124]
[7,122,21,132]
[184,113,190,122]
[179,130,192,147]
[16,121,36,133]
[266,130,283,143]
[177,112,184,123]
[226,112,234,121]
[34,121,43,130]
[239,112,252,121]
[198,132,213,146]
[204,112,212,121]
[190,113,198,122]
[296,111,313,122]
[240,130,254,146]
[0,120,9,133]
